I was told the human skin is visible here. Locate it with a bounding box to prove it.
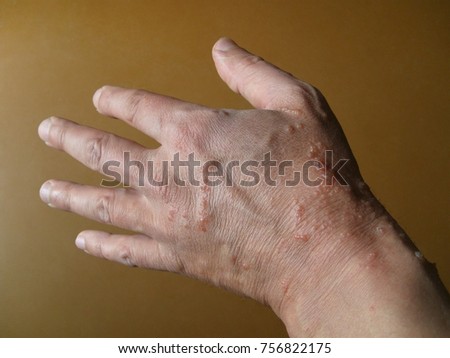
[38,38,450,337]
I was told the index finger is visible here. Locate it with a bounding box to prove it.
[93,86,206,144]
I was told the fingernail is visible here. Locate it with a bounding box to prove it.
[214,37,237,53]
[39,181,52,203]
[75,236,86,250]
[38,118,52,142]
[93,87,104,110]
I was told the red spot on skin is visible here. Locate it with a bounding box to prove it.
[294,234,310,243]
[231,255,250,271]
[308,142,326,160]
[369,304,376,313]
[362,251,379,269]
[202,197,208,209]
[199,217,209,232]
[168,207,177,222]
[288,125,296,134]
[276,240,290,254]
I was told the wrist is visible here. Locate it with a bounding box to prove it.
[273,209,450,337]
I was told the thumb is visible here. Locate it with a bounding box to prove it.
[212,37,309,110]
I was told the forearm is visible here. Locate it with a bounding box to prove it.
[274,212,450,337]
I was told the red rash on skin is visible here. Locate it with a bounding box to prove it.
[296,204,305,224]
[231,254,250,271]
[168,206,177,222]
[293,201,310,243]
[364,251,379,269]
[294,234,310,243]
[198,185,210,232]
[276,239,290,255]
[199,217,209,232]
[241,263,250,271]
[307,142,326,160]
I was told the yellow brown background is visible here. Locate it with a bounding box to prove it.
[0,0,449,337]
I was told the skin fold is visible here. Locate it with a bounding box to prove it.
[38,38,450,337]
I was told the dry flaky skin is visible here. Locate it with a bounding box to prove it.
[38,38,449,337]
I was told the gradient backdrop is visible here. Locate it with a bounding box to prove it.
[0,0,449,337]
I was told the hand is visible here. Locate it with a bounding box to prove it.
[38,38,450,337]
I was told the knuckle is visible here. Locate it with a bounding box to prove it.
[126,90,147,125]
[231,54,264,94]
[292,81,322,103]
[85,134,112,170]
[154,244,187,273]
[95,192,115,224]
[52,189,66,209]
[94,240,105,259]
[240,54,264,69]
[212,108,232,120]
[170,252,186,274]
[49,117,67,148]
[116,243,136,267]
[49,181,72,210]
[277,82,326,116]
[173,118,208,154]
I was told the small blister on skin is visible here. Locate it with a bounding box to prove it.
[199,217,209,232]
[294,234,309,243]
[296,203,305,224]
[375,225,385,236]
[198,185,211,232]
[414,251,424,261]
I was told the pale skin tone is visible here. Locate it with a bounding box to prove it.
[38,38,449,337]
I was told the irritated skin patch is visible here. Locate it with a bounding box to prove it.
[294,234,310,243]
[198,185,211,232]
[292,199,310,243]
[199,217,209,232]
